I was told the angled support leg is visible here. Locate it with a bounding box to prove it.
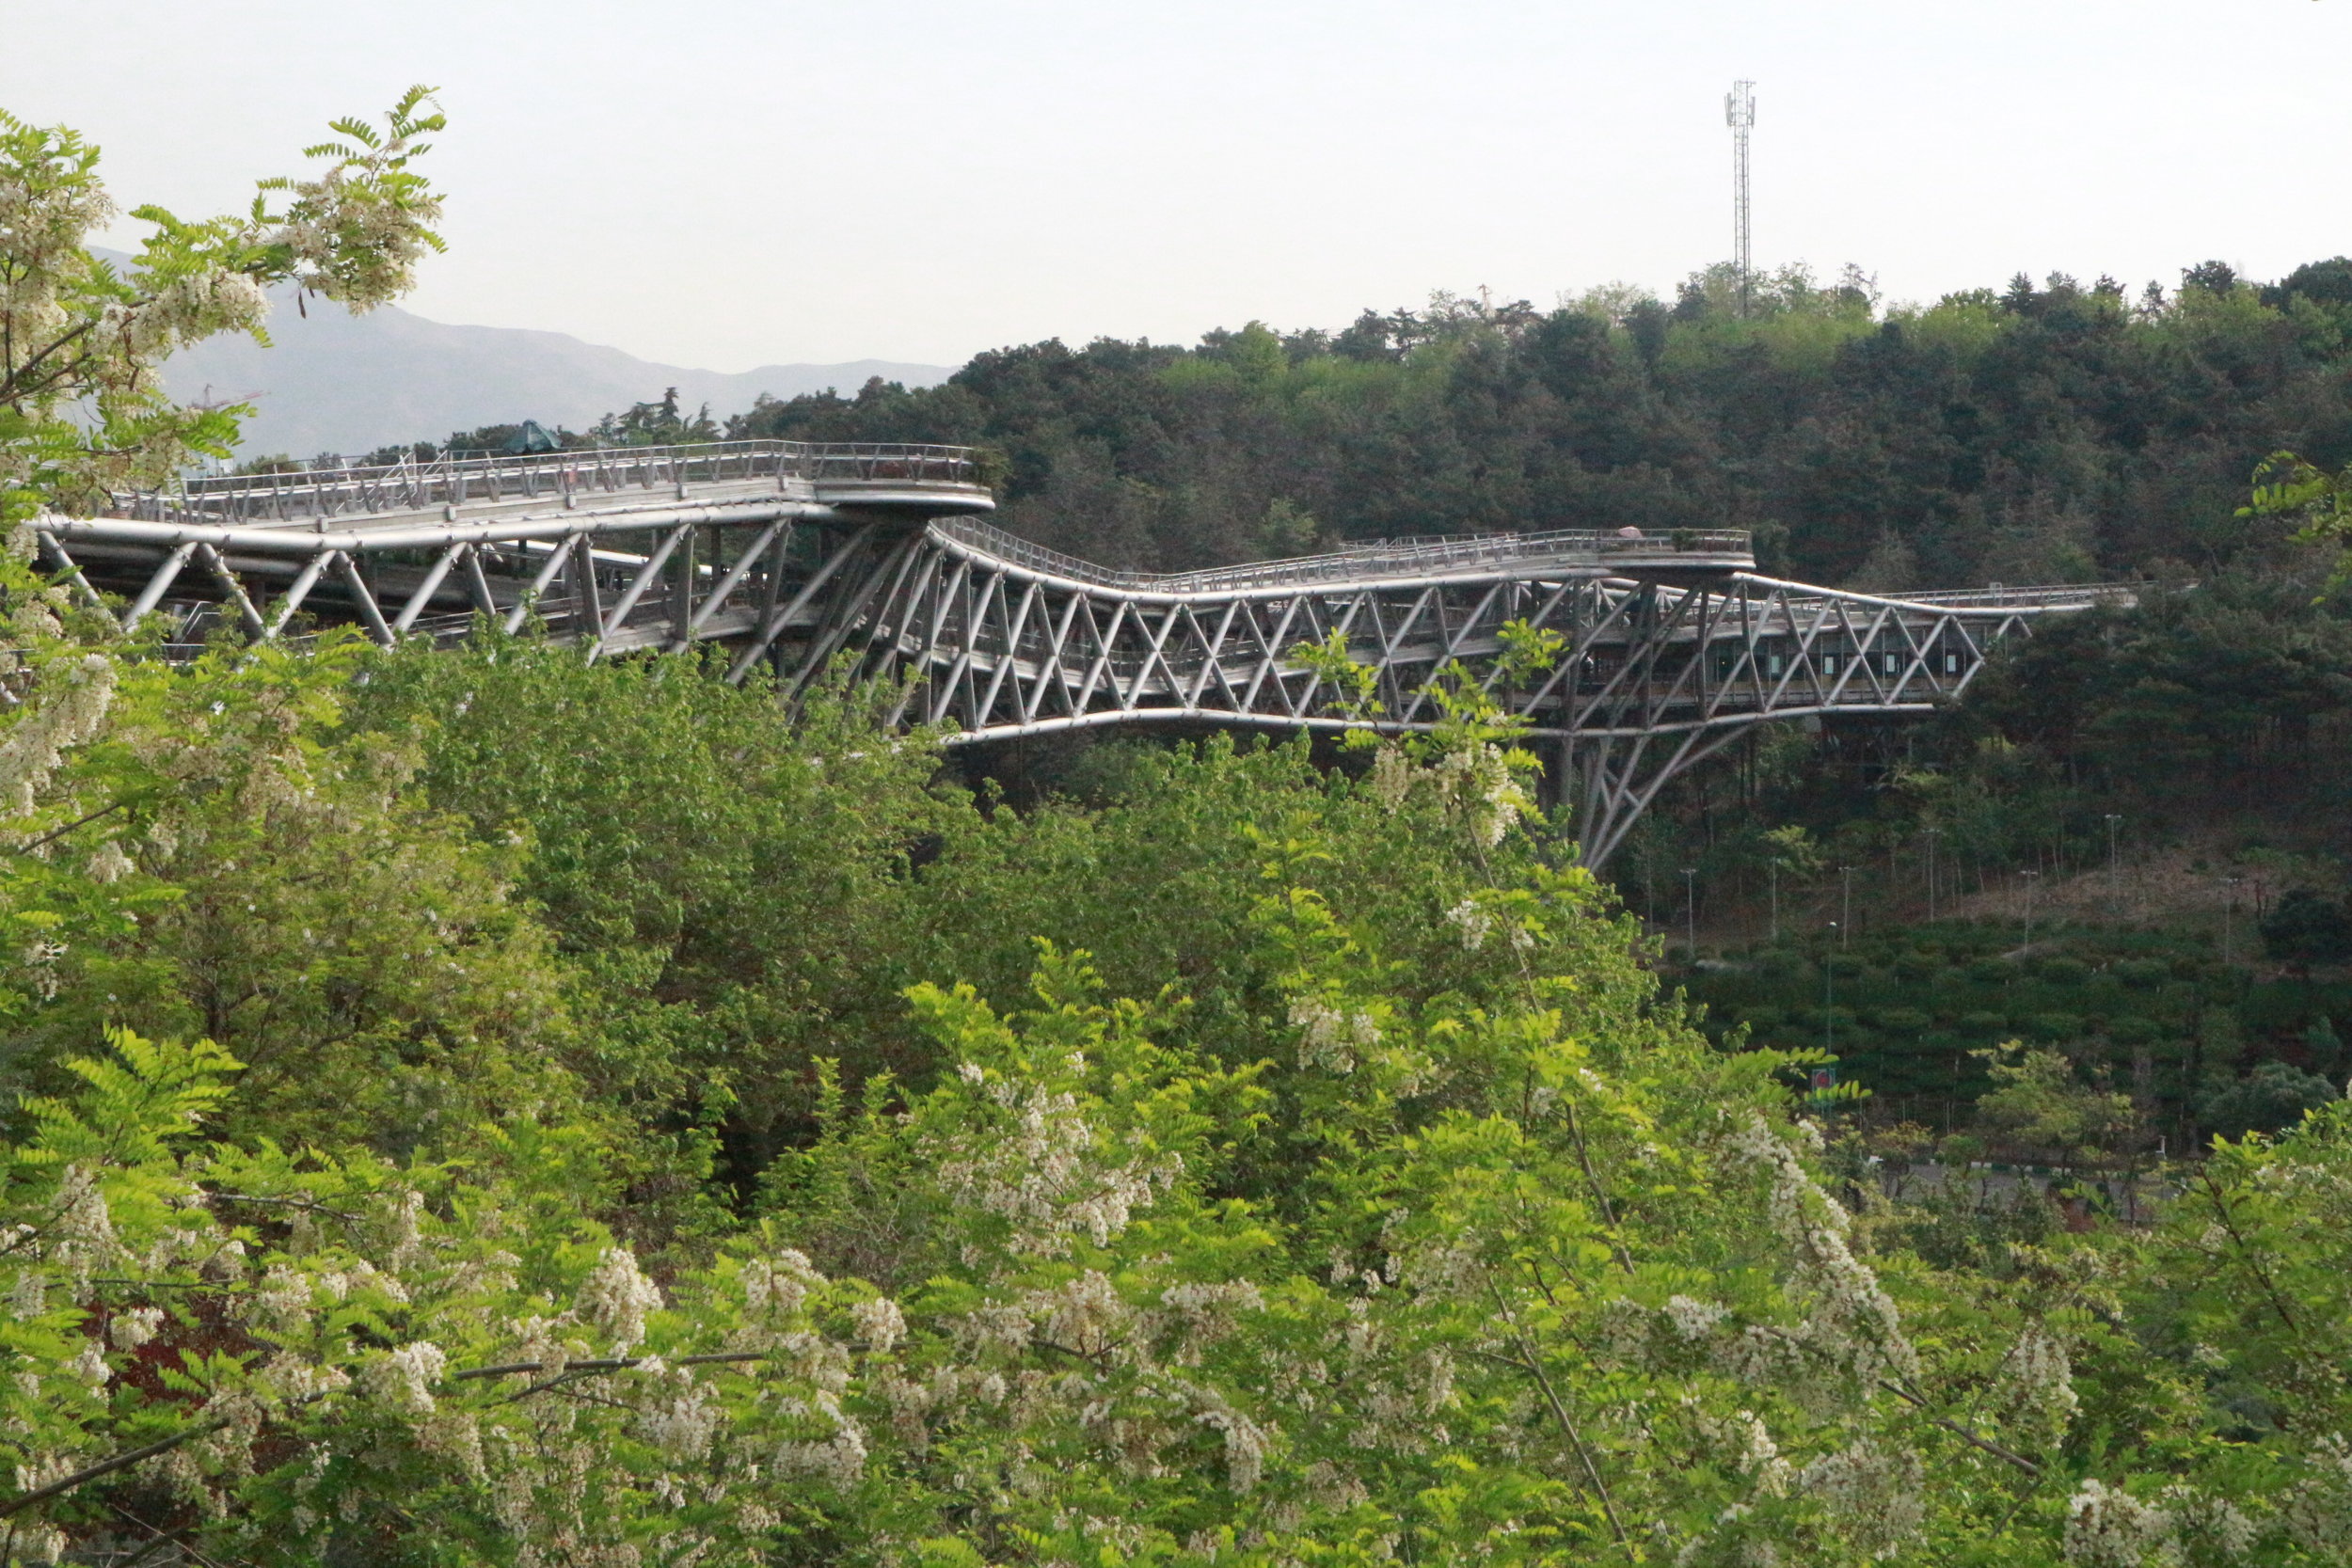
[393,545,469,634]
[570,536,605,644]
[33,531,104,610]
[262,551,334,641]
[119,543,199,634]
[504,536,582,636]
[193,544,268,641]
[332,552,396,644]
[587,524,692,659]
[461,545,502,620]
[682,520,787,642]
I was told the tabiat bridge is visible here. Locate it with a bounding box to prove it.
[50,439,2128,865]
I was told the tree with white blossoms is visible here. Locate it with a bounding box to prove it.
[0,1021,929,1566]
[1,87,446,522]
[0,88,447,1016]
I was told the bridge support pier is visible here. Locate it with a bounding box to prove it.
[1560,725,1750,870]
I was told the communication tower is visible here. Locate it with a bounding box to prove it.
[1724,80,1756,314]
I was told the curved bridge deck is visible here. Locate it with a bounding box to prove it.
[50,439,2128,863]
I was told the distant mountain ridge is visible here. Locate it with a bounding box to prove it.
[141,264,951,458]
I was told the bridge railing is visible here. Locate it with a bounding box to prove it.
[935,518,1753,594]
[1881,582,2140,609]
[110,440,983,527]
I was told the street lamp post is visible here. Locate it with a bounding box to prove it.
[2224,874,2245,964]
[1924,828,1942,922]
[2020,868,2040,951]
[2104,815,2122,915]
[1839,865,1855,948]
[1681,867,1698,961]
[1824,922,1838,1056]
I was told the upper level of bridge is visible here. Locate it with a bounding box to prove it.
[108,440,1759,581]
[110,439,997,531]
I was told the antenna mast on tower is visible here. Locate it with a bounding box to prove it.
[1724,79,1756,315]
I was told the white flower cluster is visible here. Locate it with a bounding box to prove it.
[2284,1434,2352,1555]
[1191,1392,1271,1493]
[106,268,270,362]
[246,1263,315,1337]
[1368,743,1414,810]
[850,1293,906,1354]
[0,524,76,663]
[268,154,446,312]
[1289,994,1379,1074]
[575,1245,662,1354]
[1721,1115,1920,1398]
[1664,1294,1731,1341]
[1445,897,1497,951]
[1160,1279,1266,1364]
[257,1354,350,1404]
[932,1069,1179,1259]
[1801,1440,1923,1560]
[1999,1321,2080,1426]
[1697,1410,1790,1496]
[1031,1269,1130,1360]
[774,1389,868,1489]
[2060,1478,2256,1566]
[740,1248,827,1321]
[1446,894,1536,954]
[108,1304,163,1349]
[1377,1207,1484,1302]
[416,1410,488,1489]
[2166,1486,2257,1561]
[638,1370,722,1464]
[86,839,134,885]
[0,655,116,818]
[2065,1480,2174,1567]
[47,1164,125,1291]
[1430,740,1530,847]
[367,1339,447,1418]
[8,1267,42,1322]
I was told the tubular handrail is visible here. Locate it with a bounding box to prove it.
[933,517,1755,593]
[110,440,983,527]
[1881,582,2139,608]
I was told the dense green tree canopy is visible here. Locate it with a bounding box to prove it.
[724,262,2352,590]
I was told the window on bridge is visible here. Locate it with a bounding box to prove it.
[1882,651,1898,676]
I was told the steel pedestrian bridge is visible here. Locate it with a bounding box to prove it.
[50,439,2126,863]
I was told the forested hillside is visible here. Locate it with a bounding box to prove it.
[731,260,2352,590]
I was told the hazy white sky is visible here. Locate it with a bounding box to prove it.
[11,0,2350,372]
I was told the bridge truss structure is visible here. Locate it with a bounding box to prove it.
[55,440,2125,865]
